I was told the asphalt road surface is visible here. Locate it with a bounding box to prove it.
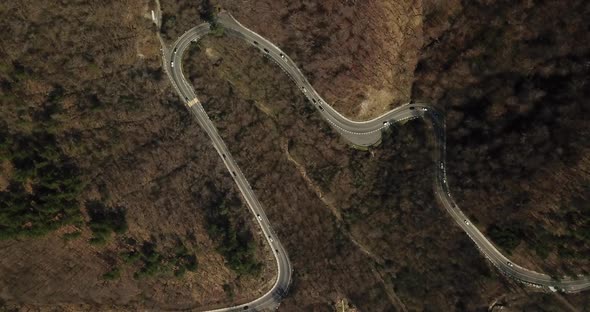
[160,10,590,312]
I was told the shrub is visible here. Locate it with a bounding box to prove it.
[86,201,127,245]
[102,267,121,280]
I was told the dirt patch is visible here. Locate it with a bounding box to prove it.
[358,88,396,120]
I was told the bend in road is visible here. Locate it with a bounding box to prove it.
[160,10,590,312]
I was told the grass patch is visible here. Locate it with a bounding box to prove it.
[210,24,225,37]
[350,144,370,151]
[62,230,82,241]
[102,267,121,280]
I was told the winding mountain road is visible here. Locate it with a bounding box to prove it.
[159,10,590,312]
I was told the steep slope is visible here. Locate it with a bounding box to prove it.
[162,0,424,120]
[0,0,272,310]
[412,0,590,277]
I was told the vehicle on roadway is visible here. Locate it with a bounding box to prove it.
[421,107,428,112]
[269,235,273,242]
[257,214,262,221]
[170,61,174,68]
[507,261,514,267]
[464,220,470,225]
[383,121,390,127]
[280,53,286,60]
[161,13,590,310]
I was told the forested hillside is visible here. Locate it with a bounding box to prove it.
[183,27,588,310]
[413,0,590,276]
[0,1,272,310]
[1,0,589,310]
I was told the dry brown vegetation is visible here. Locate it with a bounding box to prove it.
[0,0,272,310]
[162,0,422,120]
[1,0,589,310]
[184,30,588,310]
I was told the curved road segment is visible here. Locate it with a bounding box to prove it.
[161,10,590,311]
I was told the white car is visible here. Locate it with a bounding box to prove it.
[383,121,390,127]
[268,236,273,242]
[301,87,307,93]
[257,214,262,221]
[280,53,286,60]
[170,61,174,68]
[464,220,470,225]
[507,261,514,267]
[421,107,428,112]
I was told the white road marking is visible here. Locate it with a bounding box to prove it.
[187,98,200,107]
